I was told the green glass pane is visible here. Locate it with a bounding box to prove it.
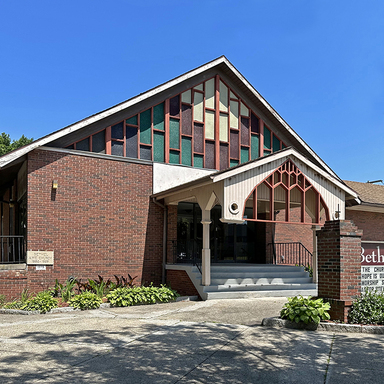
[170,150,180,164]
[264,125,271,150]
[230,159,239,167]
[273,135,281,152]
[153,131,165,162]
[241,147,249,164]
[153,103,164,131]
[140,109,152,144]
[181,137,192,166]
[251,135,259,160]
[126,115,138,126]
[282,143,287,149]
[169,118,180,149]
[193,154,204,168]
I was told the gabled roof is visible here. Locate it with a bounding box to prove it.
[0,56,339,180]
[344,180,384,207]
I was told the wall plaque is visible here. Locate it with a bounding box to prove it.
[27,251,54,265]
[361,242,384,292]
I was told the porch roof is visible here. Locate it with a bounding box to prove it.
[153,147,358,201]
[153,147,359,224]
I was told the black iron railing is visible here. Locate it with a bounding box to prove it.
[0,236,26,264]
[268,242,312,268]
[169,239,202,274]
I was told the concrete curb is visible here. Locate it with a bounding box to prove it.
[262,317,384,334]
[0,308,40,315]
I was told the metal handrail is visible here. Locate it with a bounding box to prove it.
[0,235,26,264]
[169,239,202,274]
[267,241,313,268]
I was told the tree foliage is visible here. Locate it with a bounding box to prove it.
[0,132,34,156]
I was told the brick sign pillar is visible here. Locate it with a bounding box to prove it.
[317,220,362,322]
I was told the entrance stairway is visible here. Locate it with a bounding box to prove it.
[167,264,317,300]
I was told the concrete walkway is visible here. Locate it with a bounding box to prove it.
[0,297,383,383]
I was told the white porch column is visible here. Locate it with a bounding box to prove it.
[201,209,211,286]
[312,225,321,283]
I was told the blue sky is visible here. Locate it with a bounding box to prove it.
[1,1,383,182]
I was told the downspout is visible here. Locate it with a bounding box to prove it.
[152,197,167,284]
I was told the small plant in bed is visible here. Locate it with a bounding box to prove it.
[280,295,330,325]
[68,291,102,310]
[106,284,179,307]
[349,289,384,325]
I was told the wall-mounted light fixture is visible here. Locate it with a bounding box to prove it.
[52,180,58,190]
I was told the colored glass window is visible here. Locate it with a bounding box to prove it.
[205,110,215,140]
[126,126,138,158]
[92,130,106,154]
[193,154,204,168]
[264,125,271,150]
[140,145,152,160]
[182,137,192,166]
[111,141,123,156]
[140,109,152,144]
[153,103,165,131]
[76,137,90,151]
[219,113,228,142]
[112,122,124,139]
[153,131,165,162]
[170,95,180,117]
[273,135,281,152]
[205,78,215,109]
[126,115,138,126]
[181,105,192,136]
[169,150,180,164]
[241,147,249,164]
[169,118,180,149]
[251,135,259,160]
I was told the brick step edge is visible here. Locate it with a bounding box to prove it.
[261,317,384,334]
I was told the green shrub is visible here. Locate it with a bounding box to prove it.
[280,296,330,324]
[349,290,384,325]
[50,279,76,301]
[0,294,5,307]
[107,285,179,307]
[68,291,102,310]
[21,291,58,314]
[3,288,33,310]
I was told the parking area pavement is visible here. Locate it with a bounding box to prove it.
[0,298,384,383]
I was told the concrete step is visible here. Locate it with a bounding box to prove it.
[205,289,318,300]
[204,283,317,292]
[209,277,313,285]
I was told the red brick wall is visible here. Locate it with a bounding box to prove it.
[166,269,200,298]
[317,220,362,322]
[345,209,384,241]
[23,149,163,294]
[0,269,27,301]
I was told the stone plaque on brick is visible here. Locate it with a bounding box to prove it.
[361,242,384,292]
[27,251,54,265]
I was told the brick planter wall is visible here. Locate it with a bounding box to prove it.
[166,269,200,298]
[317,220,362,322]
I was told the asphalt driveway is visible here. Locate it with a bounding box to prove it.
[0,298,383,383]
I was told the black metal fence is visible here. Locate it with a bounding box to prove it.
[0,236,25,264]
[268,242,312,268]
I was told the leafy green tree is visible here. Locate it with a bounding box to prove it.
[0,133,33,156]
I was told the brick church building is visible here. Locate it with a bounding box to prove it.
[0,56,383,300]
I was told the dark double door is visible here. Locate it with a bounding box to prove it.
[177,203,266,264]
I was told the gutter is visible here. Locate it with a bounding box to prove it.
[152,197,167,285]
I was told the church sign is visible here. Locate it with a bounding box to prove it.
[361,241,384,292]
